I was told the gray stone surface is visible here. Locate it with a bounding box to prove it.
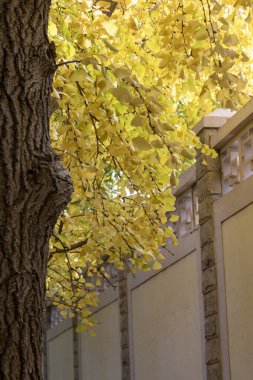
[197,171,222,202]
[203,266,217,294]
[206,338,220,365]
[118,270,131,380]
[119,297,128,314]
[204,290,217,318]
[196,124,223,380]
[198,195,219,224]
[197,127,222,144]
[121,330,128,349]
[120,313,128,331]
[196,154,221,180]
[207,364,222,380]
[205,314,219,340]
[200,218,215,246]
[201,242,216,270]
[121,347,130,365]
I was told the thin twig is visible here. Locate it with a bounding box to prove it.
[52,238,88,254]
[56,60,81,67]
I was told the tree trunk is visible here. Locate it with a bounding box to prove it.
[0,1,73,379]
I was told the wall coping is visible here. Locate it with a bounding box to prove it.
[47,319,72,341]
[193,108,235,136]
[211,98,253,149]
[173,164,197,197]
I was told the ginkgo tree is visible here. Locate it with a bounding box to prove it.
[47,0,253,331]
[0,0,252,378]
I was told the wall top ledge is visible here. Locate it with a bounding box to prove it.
[211,98,253,149]
[173,164,196,197]
[193,109,235,136]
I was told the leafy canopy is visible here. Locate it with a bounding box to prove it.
[47,0,253,330]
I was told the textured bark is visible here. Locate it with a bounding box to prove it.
[0,1,73,379]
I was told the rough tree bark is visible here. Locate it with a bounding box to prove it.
[0,1,73,379]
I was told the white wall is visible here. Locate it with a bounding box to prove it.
[48,328,74,380]
[132,251,205,380]
[81,301,121,380]
[222,202,253,380]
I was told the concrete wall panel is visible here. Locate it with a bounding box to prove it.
[222,202,253,380]
[132,251,205,380]
[81,301,121,380]
[48,328,74,380]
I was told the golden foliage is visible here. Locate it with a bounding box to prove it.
[47,0,253,330]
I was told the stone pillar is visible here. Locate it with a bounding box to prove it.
[118,270,135,380]
[194,110,234,380]
[73,317,81,380]
[43,304,51,380]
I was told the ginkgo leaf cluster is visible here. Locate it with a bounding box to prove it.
[47,0,253,331]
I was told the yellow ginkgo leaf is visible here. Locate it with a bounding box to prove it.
[169,214,179,223]
[132,136,152,151]
[152,261,162,270]
[110,87,132,103]
[69,69,87,82]
[102,21,118,36]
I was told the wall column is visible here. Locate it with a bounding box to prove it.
[194,110,233,380]
[73,317,81,380]
[118,270,135,380]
